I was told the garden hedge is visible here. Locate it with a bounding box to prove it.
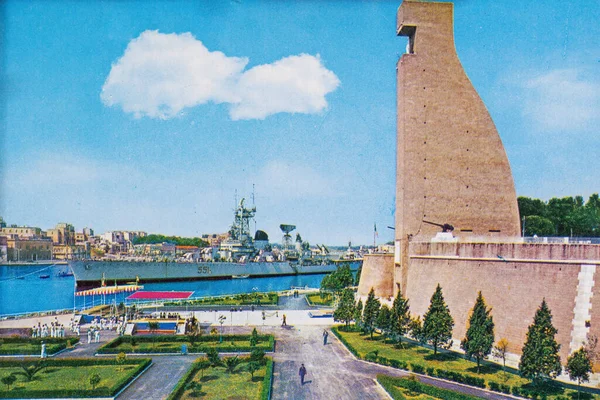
[97,334,275,354]
[0,357,151,398]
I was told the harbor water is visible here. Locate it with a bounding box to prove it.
[0,264,331,316]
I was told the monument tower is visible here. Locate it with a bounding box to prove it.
[395,0,520,291]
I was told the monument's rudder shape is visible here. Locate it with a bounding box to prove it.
[395,1,520,291]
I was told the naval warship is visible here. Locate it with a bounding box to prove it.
[68,199,361,288]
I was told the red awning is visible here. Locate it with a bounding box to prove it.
[126,291,193,300]
[75,284,143,296]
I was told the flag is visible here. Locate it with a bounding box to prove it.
[374,223,378,237]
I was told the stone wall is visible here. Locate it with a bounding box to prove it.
[357,254,395,299]
[405,241,600,362]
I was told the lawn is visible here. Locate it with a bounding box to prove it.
[0,337,79,356]
[0,358,150,398]
[98,334,275,354]
[336,327,600,400]
[166,293,278,307]
[170,358,273,400]
[306,292,333,306]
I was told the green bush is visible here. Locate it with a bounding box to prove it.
[377,375,482,400]
[410,363,425,374]
[260,358,274,400]
[0,337,80,356]
[98,334,274,354]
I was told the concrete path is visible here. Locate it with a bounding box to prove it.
[3,308,517,399]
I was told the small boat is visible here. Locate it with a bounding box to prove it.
[232,274,250,279]
[56,270,74,278]
[39,274,50,279]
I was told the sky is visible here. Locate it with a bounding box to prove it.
[0,1,598,246]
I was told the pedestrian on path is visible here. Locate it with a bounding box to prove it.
[299,363,307,385]
[323,329,328,345]
[282,314,287,326]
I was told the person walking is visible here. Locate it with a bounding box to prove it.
[299,363,307,385]
[323,329,329,345]
[282,314,287,326]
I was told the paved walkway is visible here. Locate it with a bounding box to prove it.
[2,303,517,399]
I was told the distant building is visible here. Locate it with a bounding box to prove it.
[0,236,7,262]
[6,236,53,261]
[46,223,75,245]
[201,233,229,246]
[1,225,43,238]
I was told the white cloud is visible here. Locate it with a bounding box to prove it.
[101,31,339,120]
[101,30,248,119]
[230,54,340,120]
[523,69,599,132]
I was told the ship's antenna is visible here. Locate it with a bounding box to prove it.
[252,184,256,234]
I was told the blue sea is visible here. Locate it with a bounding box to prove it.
[0,264,328,316]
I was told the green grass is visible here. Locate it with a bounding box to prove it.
[306,292,333,306]
[336,327,600,400]
[98,334,275,354]
[165,293,278,306]
[0,337,79,356]
[170,358,273,400]
[0,358,150,398]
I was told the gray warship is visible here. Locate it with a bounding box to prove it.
[68,199,361,288]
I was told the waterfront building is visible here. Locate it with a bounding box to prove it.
[0,225,43,238]
[0,236,7,262]
[5,236,53,261]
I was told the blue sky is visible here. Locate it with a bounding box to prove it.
[1,1,598,245]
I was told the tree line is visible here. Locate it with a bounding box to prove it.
[334,284,595,393]
[132,234,209,248]
[518,194,600,237]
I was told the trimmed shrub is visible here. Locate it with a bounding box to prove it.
[410,363,425,374]
[377,374,482,400]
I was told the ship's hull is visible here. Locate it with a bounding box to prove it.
[68,260,361,288]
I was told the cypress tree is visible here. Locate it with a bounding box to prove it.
[390,288,411,346]
[334,288,356,329]
[376,304,392,342]
[519,299,562,384]
[460,291,495,373]
[354,298,363,329]
[422,284,454,355]
[363,288,381,339]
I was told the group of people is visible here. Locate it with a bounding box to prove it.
[157,312,181,319]
[31,319,66,338]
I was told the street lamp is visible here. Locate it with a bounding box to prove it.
[218,315,226,343]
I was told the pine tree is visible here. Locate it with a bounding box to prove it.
[376,304,392,342]
[390,288,411,346]
[519,299,562,384]
[566,347,593,400]
[354,299,363,329]
[363,288,381,339]
[334,288,356,329]
[460,291,495,373]
[422,284,454,355]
